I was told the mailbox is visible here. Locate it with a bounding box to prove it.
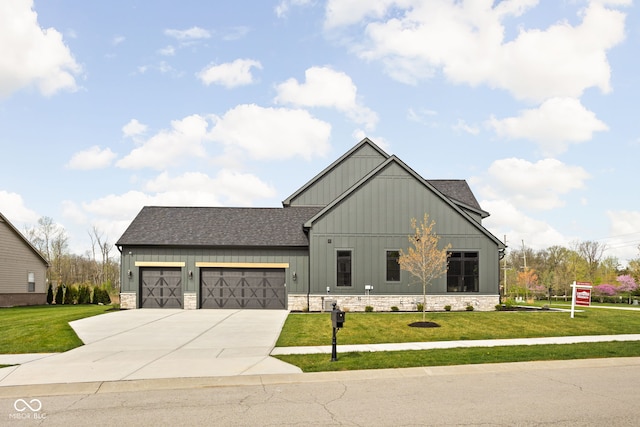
[331,307,345,329]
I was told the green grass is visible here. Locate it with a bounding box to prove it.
[275,341,640,372]
[0,305,114,353]
[276,308,640,347]
[275,308,640,372]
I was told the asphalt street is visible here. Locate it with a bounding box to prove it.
[2,357,639,426]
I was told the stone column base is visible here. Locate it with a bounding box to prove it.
[184,292,197,310]
[119,292,137,309]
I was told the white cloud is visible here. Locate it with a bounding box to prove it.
[453,119,479,135]
[0,191,40,225]
[210,104,331,160]
[326,1,627,103]
[158,45,175,56]
[606,210,640,262]
[112,35,125,46]
[145,170,277,206]
[482,199,568,251]
[116,115,209,170]
[275,0,313,18]
[122,119,148,138]
[222,26,251,41]
[474,158,590,211]
[164,26,211,40]
[197,59,262,88]
[75,169,278,244]
[488,98,608,156]
[66,146,117,170]
[275,66,378,130]
[324,0,399,29]
[211,104,331,160]
[0,0,82,98]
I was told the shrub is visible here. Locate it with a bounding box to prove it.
[54,285,64,305]
[390,306,399,312]
[444,305,451,312]
[64,285,78,305]
[92,287,111,305]
[46,283,54,305]
[77,284,92,304]
[465,304,474,311]
[416,303,424,312]
[365,305,374,312]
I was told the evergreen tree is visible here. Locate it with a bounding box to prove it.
[46,283,54,305]
[54,285,64,305]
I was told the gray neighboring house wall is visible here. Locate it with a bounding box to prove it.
[116,138,505,311]
[0,212,49,307]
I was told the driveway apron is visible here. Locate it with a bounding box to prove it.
[0,309,301,387]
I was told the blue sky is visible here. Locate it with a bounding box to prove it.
[1,0,639,265]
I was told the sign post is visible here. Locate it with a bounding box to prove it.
[570,281,592,318]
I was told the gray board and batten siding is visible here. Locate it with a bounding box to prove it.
[304,156,502,296]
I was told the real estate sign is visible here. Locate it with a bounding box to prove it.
[575,283,592,307]
[570,281,592,318]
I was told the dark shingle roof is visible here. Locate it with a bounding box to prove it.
[116,206,322,247]
[427,180,483,212]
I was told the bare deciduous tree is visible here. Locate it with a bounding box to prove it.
[399,214,451,321]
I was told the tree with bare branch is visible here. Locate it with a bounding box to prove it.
[399,214,451,321]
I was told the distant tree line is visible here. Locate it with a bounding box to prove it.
[24,217,119,302]
[501,240,640,302]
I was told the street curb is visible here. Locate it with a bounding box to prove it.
[2,357,639,399]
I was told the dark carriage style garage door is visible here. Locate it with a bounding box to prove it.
[140,267,183,308]
[200,268,286,309]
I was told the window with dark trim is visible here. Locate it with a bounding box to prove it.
[447,251,479,292]
[336,250,352,287]
[386,250,400,282]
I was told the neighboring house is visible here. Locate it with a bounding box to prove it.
[116,138,505,311]
[0,212,49,307]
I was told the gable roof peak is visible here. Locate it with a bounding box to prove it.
[282,137,389,207]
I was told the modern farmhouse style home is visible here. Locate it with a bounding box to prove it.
[0,212,49,307]
[116,138,505,311]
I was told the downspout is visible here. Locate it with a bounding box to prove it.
[305,227,311,311]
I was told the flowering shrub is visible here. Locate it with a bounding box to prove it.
[617,275,638,293]
[593,283,617,297]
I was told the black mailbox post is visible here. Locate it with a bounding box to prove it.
[331,302,345,361]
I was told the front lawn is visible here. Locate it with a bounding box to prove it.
[275,308,640,347]
[275,341,640,372]
[0,305,114,353]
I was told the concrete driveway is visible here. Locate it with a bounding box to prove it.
[0,309,301,387]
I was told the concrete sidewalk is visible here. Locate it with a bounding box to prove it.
[271,334,640,355]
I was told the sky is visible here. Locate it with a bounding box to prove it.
[1,0,639,265]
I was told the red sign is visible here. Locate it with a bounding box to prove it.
[575,286,591,307]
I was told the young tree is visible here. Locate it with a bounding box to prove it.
[617,275,638,304]
[399,214,451,321]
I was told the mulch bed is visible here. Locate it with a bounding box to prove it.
[408,321,441,328]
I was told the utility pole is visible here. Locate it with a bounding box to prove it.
[502,235,509,299]
[522,240,528,300]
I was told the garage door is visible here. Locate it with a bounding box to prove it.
[200,268,286,309]
[140,268,183,308]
